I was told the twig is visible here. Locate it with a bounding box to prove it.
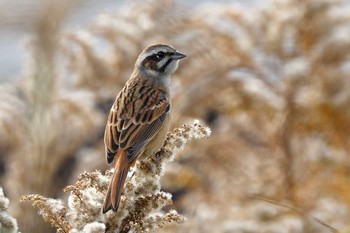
[247,194,339,233]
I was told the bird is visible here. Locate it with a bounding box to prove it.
[102,44,186,213]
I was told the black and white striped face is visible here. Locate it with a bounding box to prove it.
[136,44,186,76]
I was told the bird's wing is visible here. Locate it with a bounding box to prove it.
[104,90,170,163]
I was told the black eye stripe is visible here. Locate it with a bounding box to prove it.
[148,51,174,61]
[157,51,165,58]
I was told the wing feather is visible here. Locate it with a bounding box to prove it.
[104,92,170,164]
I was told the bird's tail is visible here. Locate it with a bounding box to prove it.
[102,151,130,213]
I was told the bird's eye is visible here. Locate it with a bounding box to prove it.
[156,51,165,59]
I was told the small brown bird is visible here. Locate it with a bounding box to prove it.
[102,44,186,213]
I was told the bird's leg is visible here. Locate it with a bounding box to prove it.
[151,150,163,162]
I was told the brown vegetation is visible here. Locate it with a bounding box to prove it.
[1,0,350,232]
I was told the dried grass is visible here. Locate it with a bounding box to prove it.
[1,0,350,232]
[21,121,210,233]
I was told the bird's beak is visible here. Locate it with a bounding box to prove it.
[171,51,186,60]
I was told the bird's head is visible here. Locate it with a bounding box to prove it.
[136,44,186,77]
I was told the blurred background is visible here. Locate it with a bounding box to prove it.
[1,0,350,232]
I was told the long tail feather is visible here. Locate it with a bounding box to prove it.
[102,151,130,213]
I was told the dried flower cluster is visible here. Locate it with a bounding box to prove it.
[21,121,210,233]
[0,187,18,233]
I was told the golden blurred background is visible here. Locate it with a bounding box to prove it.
[1,0,350,232]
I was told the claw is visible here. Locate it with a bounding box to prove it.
[151,151,163,162]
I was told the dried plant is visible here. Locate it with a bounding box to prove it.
[1,0,350,232]
[1,0,101,232]
[0,187,19,233]
[21,121,210,233]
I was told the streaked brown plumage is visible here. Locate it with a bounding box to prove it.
[102,44,185,213]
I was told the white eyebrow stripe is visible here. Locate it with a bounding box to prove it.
[146,48,169,57]
[139,48,168,64]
